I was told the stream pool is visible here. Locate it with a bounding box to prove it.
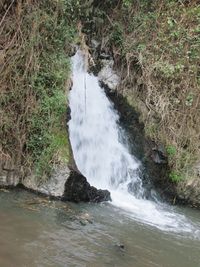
[1,188,200,267]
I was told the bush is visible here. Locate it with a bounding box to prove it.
[95,0,200,183]
[0,0,77,182]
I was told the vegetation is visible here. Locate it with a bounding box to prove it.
[92,0,200,183]
[0,0,76,183]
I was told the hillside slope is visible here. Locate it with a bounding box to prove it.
[93,0,200,204]
[0,0,76,185]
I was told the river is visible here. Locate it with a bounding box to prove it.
[0,188,200,267]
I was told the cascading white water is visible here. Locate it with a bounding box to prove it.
[68,50,196,233]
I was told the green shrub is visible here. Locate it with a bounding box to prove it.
[111,22,124,47]
[166,145,176,157]
[169,171,183,183]
[1,0,77,182]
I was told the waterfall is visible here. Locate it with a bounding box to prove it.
[68,50,195,233]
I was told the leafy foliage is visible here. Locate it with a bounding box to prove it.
[169,171,183,183]
[95,0,200,182]
[166,146,176,157]
[0,0,77,182]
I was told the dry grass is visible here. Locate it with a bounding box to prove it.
[1,0,36,177]
[0,0,74,182]
[98,0,200,181]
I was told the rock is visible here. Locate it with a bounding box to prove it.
[98,59,120,91]
[176,178,200,207]
[38,166,71,197]
[22,165,71,198]
[62,170,111,203]
[79,213,93,224]
[118,244,125,250]
[115,243,125,252]
[151,145,167,164]
[0,161,20,187]
[0,143,110,204]
[79,220,87,226]
[91,39,100,50]
[99,52,112,60]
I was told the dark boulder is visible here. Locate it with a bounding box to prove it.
[62,170,111,203]
[151,145,167,164]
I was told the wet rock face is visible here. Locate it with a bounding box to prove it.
[63,170,111,203]
[177,179,200,208]
[98,59,120,91]
[103,87,177,202]
[89,38,120,90]
[151,145,167,164]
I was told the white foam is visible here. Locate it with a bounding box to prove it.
[68,50,196,234]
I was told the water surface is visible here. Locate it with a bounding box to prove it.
[1,189,200,267]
